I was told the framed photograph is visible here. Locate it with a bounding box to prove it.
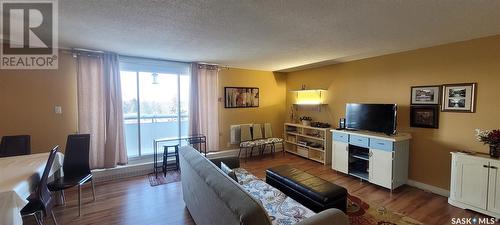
[410,105,439,128]
[224,87,259,108]
[442,83,477,113]
[411,85,441,105]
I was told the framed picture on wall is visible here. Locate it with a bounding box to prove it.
[410,105,440,128]
[410,85,441,105]
[441,83,477,113]
[224,87,259,108]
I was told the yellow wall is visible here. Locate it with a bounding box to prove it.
[0,51,78,153]
[218,68,287,150]
[0,57,287,154]
[286,35,500,190]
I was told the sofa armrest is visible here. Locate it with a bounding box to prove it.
[210,156,240,169]
[295,209,348,225]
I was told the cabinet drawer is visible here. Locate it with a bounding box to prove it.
[349,135,369,148]
[333,132,349,142]
[369,138,393,151]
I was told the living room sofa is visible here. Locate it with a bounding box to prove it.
[179,145,348,225]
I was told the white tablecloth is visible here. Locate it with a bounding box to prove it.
[0,152,64,225]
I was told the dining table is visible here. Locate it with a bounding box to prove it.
[0,152,64,225]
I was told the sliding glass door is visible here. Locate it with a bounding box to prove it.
[120,58,189,158]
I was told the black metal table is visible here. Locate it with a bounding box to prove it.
[153,134,207,178]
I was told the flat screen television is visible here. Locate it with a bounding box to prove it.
[345,103,397,135]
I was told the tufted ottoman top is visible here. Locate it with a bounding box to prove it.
[266,165,347,203]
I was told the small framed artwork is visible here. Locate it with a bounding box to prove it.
[410,105,440,128]
[410,85,441,105]
[442,83,477,113]
[224,87,259,108]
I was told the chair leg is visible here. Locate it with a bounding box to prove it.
[78,184,82,217]
[33,213,42,225]
[51,211,58,225]
[238,147,242,158]
[91,179,96,202]
[61,190,66,205]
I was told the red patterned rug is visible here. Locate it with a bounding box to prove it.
[347,195,423,225]
[148,171,181,186]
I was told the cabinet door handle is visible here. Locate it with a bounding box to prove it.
[483,165,490,168]
[491,166,498,169]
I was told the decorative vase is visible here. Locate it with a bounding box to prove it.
[490,145,500,158]
[302,120,311,126]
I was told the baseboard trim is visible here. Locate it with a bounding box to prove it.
[407,179,450,197]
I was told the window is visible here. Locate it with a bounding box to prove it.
[120,57,190,158]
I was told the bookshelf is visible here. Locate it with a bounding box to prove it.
[283,123,332,165]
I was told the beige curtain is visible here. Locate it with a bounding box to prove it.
[189,63,219,151]
[77,52,127,169]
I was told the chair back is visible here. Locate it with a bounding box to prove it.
[264,123,273,138]
[63,134,91,178]
[37,146,59,213]
[240,125,252,142]
[0,135,31,157]
[252,124,263,140]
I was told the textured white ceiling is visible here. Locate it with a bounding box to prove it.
[59,0,500,71]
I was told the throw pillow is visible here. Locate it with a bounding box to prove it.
[220,162,238,183]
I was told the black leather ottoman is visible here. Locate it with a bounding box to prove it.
[266,165,347,213]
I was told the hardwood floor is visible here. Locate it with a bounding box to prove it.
[43,153,486,225]
[50,177,195,225]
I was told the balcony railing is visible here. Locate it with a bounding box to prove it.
[123,114,188,158]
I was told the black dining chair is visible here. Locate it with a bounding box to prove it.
[21,146,59,225]
[0,135,31,157]
[47,134,95,216]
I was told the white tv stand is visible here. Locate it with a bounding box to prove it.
[331,129,411,190]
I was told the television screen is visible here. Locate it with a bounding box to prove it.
[345,103,397,135]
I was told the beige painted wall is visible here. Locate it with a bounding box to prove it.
[0,51,78,153]
[286,35,500,190]
[218,68,287,150]
[0,58,287,154]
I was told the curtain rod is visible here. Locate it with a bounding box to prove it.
[63,48,229,69]
[72,48,104,53]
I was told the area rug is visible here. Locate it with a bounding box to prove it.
[347,195,423,225]
[148,170,181,186]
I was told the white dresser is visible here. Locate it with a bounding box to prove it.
[449,152,500,219]
[331,129,411,190]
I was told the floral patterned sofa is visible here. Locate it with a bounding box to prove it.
[179,145,348,225]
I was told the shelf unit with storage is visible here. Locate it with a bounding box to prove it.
[331,129,412,190]
[283,123,332,165]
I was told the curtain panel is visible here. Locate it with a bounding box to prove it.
[189,63,220,151]
[76,52,127,169]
